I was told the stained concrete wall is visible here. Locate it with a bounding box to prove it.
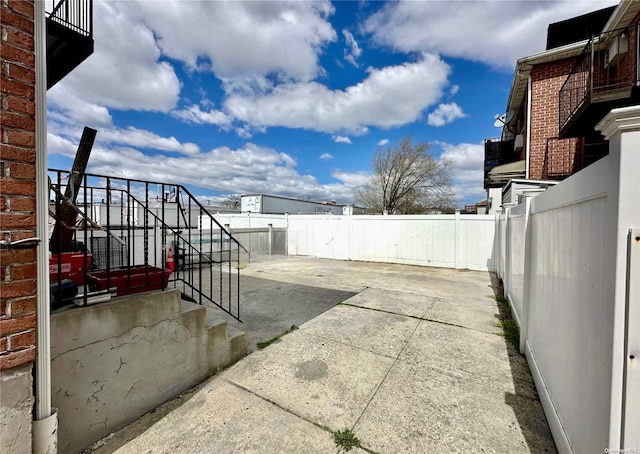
[51,289,246,453]
[0,364,33,454]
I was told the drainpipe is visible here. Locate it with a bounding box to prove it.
[525,74,532,180]
[32,1,58,453]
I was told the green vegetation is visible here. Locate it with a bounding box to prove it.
[333,428,360,452]
[256,325,298,349]
[495,295,520,348]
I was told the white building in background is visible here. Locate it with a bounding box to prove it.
[240,194,367,215]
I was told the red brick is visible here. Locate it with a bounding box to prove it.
[8,328,35,350]
[8,230,38,241]
[2,128,35,146]
[0,144,36,162]
[0,346,35,370]
[7,63,34,84]
[8,161,35,179]
[0,300,6,317]
[1,111,35,130]
[0,42,34,68]
[9,196,36,211]
[9,262,36,280]
[0,337,6,352]
[0,179,36,195]
[0,76,35,100]
[7,0,35,20]
[0,313,36,336]
[0,248,36,265]
[0,280,36,299]
[0,196,5,211]
[1,7,34,34]
[9,296,36,316]
[0,213,36,228]
[3,26,34,51]
[6,94,35,116]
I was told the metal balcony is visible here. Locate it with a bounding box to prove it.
[558,26,639,139]
[46,0,94,89]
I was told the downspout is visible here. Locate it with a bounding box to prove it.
[32,1,58,453]
[525,74,532,180]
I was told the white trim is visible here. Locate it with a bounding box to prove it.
[595,105,640,139]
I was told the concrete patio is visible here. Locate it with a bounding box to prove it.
[99,256,556,453]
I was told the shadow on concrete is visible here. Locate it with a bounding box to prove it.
[219,275,357,353]
[488,271,557,453]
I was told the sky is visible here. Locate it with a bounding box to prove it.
[47,0,618,208]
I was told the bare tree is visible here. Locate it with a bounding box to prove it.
[222,194,241,209]
[356,137,453,214]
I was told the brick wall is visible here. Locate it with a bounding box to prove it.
[529,59,582,180]
[0,0,37,371]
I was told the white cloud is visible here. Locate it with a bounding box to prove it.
[48,0,181,114]
[320,153,333,160]
[172,104,232,127]
[364,0,618,67]
[332,135,352,144]
[125,0,336,82]
[427,102,466,127]
[378,139,390,147]
[449,85,459,96]
[48,131,363,204]
[439,142,486,203]
[342,29,362,67]
[225,54,450,135]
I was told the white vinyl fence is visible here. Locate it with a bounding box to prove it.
[495,107,640,453]
[288,213,496,271]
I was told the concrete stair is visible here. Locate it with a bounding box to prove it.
[180,300,247,372]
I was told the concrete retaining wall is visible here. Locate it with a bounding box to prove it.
[51,289,246,453]
[0,364,33,454]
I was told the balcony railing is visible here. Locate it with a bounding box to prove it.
[484,138,516,188]
[47,0,92,38]
[559,26,636,134]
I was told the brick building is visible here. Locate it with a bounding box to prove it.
[485,0,640,211]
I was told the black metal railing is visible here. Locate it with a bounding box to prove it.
[559,26,635,133]
[484,138,516,188]
[48,169,248,321]
[47,0,93,37]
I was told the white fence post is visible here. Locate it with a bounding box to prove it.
[596,106,640,449]
[624,230,640,447]
[520,196,532,355]
[268,223,273,256]
[454,210,461,269]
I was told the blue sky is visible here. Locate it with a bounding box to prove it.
[47,0,617,207]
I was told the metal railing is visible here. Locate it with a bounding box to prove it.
[48,169,247,321]
[47,0,93,37]
[543,137,583,179]
[559,26,635,133]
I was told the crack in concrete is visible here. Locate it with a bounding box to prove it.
[87,381,105,404]
[115,356,127,374]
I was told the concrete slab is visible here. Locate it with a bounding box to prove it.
[223,330,395,432]
[425,296,503,334]
[301,303,421,358]
[208,275,356,353]
[114,380,337,454]
[339,287,438,318]
[96,256,555,454]
[354,358,556,453]
[399,320,538,400]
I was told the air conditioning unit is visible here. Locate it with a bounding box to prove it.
[605,34,628,68]
[514,134,524,151]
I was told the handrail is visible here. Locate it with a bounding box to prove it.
[47,169,245,321]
